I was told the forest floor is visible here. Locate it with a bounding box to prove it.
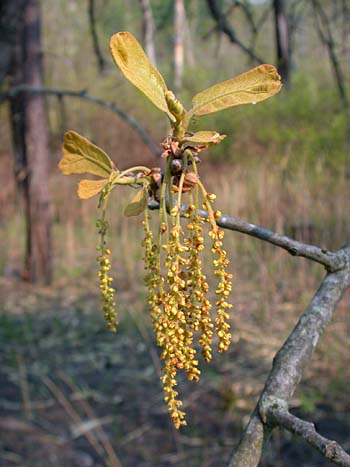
[0,275,349,467]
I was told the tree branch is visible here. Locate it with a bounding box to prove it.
[232,1,258,35]
[148,200,347,272]
[212,212,346,272]
[265,400,350,466]
[1,85,161,158]
[88,0,107,73]
[206,0,264,64]
[229,245,350,466]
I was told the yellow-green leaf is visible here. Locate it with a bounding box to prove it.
[190,64,282,117]
[180,131,226,148]
[124,188,148,217]
[59,131,113,178]
[78,179,109,199]
[110,32,173,119]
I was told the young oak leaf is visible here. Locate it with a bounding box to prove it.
[110,32,175,121]
[59,131,114,178]
[78,178,109,199]
[124,187,148,217]
[180,131,226,149]
[188,64,282,118]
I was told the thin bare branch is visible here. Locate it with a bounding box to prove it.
[206,0,264,64]
[266,402,350,467]
[214,213,347,272]
[1,85,161,157]
[148,200,347,272]
[88,0,107,73]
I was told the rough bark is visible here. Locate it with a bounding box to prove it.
[8,0,52,284]
[23,0,52,284]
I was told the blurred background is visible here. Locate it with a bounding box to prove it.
[0,0,350,465]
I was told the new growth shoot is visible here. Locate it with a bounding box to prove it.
[59,31,282,428]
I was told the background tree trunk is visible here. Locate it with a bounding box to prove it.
[23,0,52,284]
[273,0,290,86]
[311,0,350,178]
[138,0,157,65]
[9,0,52,284]
[174,0,185,94]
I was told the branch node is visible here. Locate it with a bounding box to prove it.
[259,395,288,426]
[288,247,298,256]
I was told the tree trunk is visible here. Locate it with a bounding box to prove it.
[312,0,350,178]
[138,0,157,65]
[174,0,185,95]
[9,0,52,284]
[273,0,290,86]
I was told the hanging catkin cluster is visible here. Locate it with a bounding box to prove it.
[58,31,281,428]
[142,162,233,427]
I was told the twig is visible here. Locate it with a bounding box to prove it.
[265,400,350,467]
[147,200,347,272]
[212,213,346,272]
[88,0,107,73]
[206,0,264,63]
[1,85,161,158]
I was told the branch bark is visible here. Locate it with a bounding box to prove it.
[266,402,350,466]
[148,200,347,272]
[212,212,346,272]
[229,245,350,466]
